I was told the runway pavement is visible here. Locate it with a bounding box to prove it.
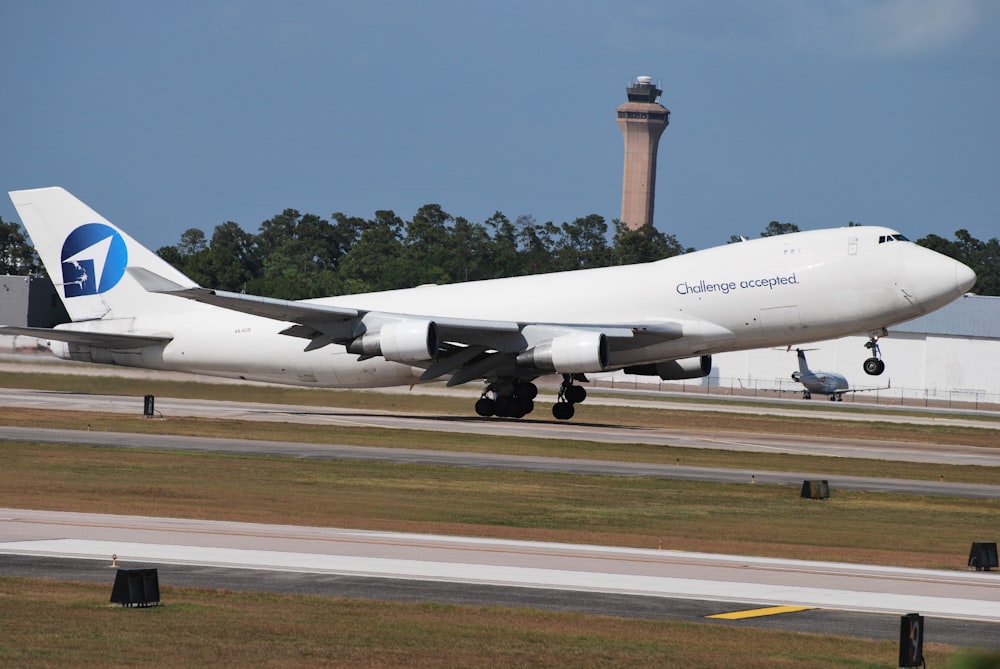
[1,509,998,647]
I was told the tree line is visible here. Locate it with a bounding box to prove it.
[153,207,690,299]
[0,209,996,297]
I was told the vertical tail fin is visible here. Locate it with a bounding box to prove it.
[795,348,811,375]
[9,187,197,322]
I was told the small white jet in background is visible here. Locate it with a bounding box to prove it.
[2,187,974,421]
[791,348,889,401]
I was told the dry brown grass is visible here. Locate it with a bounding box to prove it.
[0,577,966,668]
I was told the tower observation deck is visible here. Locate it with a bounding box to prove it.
[616,76,670,230]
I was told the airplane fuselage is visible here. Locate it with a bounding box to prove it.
[48,226,968,389]
[794,371,850,396]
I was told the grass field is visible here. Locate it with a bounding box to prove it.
[1,368,999,666]
[5,577,983,669]
[2,440,996,568]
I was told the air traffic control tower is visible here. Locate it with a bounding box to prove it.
[616,76,669,230]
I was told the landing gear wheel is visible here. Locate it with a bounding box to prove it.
[476,380,538,419]
[552,402,575,420]
[564,384,586,404]
[494,395,515,417]
[514,382,538,401]
[863,336,885,376]
[863,357,885,376]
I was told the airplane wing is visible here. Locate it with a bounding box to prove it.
[127,267,720,384]
[840,380,891,393]
[0,325,173,349]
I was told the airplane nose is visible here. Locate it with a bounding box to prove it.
[955,260,977,294]
[905,246,977,313]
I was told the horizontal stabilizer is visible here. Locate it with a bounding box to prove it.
[0,325,172,349]
[126,266,195,292]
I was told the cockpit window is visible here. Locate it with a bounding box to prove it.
[878,234,910,243]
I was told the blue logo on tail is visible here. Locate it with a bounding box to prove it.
[61,223,128,297]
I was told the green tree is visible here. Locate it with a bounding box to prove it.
[0,217,40,275]
[249,210,348,299]
[611,222,688,264]
[396,204,455,286]
[338,210,406,292]
[760,221,800,237]
[483,212,521,278]
[178,228,208,257]
[156,227,208,278]
[447,216,492,282]
[515,215,557,276]
[184,221,259,291]
[551,214,609,271]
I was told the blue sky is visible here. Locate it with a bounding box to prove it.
[2,1,997,256]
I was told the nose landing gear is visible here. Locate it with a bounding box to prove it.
[863,336,886,376]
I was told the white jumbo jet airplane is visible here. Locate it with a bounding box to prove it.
[2,187,977,420]
[790,348,889,401]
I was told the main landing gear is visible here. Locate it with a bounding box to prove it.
[552,374,587,421]
[863,335,886,376]
[474,374,588,421]
[475,380,537,418]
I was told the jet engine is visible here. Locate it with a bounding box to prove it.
[516,331,609,373]
[624,355,711,380]
[348,319,438,363]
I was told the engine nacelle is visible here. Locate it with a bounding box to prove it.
[517,331,608,373]
[624,355,711,380]
[348,319,438,363]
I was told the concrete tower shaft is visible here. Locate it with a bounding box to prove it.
[617,76,669,230]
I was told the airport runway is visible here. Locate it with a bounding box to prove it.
[1,509,998,647]
[2,371,999,647]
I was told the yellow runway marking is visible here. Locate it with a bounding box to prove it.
[707,605,814,620]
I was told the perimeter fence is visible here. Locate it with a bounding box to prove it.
[588,375,1000,412]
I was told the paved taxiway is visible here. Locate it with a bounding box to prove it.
[3,387,1000,471]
